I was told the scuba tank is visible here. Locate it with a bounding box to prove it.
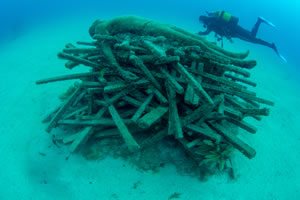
[213,11,239,26]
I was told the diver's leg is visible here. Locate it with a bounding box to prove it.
[252,37,272,48]
[235,26,286,61]
[251,17,276,37]
[250,37,278,52]
[237,30,287,62]
[253,38,287,62]
[251,18,263,37]
[236,27,275,50]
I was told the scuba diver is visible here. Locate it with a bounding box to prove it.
[198,11,286,62]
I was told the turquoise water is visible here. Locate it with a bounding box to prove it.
[0,0,299,199]
[2,0,299,66]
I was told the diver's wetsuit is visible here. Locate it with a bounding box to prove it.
[231,19,275,49]
[198,11,278,53]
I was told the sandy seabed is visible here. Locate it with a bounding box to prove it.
[0,15,299,200]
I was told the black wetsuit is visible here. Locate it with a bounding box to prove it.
[198,11,277,53]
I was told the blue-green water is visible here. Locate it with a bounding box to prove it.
[0,1,299,199]
[1,0,299,66]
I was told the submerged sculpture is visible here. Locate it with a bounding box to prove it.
[37,16,274,178]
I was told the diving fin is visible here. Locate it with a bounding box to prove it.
[272,43,287,63]
[278,54,287,63]
[259,17,276,28]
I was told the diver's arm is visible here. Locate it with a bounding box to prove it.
[198,28,211,35]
